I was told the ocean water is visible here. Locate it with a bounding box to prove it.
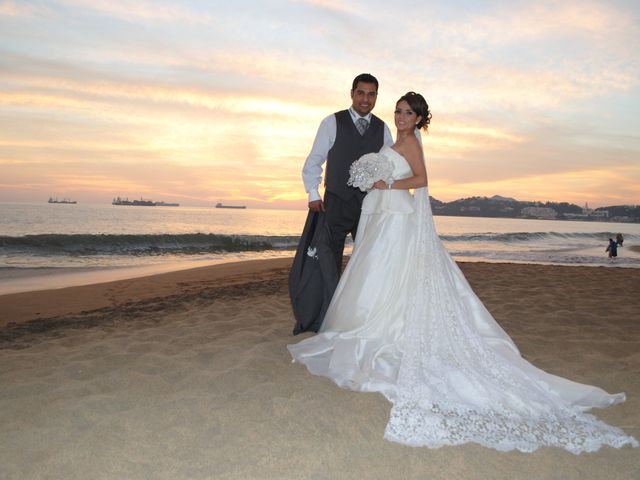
[1,201,639,294]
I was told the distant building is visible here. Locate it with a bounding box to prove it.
[521,206,558,219]
[589,210,608,218]
[563,213,589,220]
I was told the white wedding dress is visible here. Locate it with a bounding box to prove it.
[288,146,638,453]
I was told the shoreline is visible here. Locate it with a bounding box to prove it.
[2,257,639,333]
[0,253,299,296]
[0,257,294,329]
[2,248,639,298]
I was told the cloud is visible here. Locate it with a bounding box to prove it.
[378,1,639,114]
[57,0,211,24]
[292,0,358,15]
[429,119,525,156]
[0,0,35,16]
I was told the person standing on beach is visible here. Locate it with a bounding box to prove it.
[289,73,393,334]
[606,237,618,260]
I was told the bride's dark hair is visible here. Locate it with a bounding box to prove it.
[397,91,431,131]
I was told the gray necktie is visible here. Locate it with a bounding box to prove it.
[356,117,368,135]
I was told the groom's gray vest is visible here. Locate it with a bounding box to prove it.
[324,109,385,202]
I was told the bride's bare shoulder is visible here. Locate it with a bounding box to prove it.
[402,135,424,161]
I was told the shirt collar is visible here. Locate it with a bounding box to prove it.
[349,107,372,122]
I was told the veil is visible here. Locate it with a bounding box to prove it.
[414,127,423,147]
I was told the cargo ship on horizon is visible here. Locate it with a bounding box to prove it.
[215,202,246,209]
[48,197,77,204]
[113,197,179,207]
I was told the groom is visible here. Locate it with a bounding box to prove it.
[290,73,393,334]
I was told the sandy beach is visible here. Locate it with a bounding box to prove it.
[1,259,638,479]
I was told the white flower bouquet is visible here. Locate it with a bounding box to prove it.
[347,153,394,192]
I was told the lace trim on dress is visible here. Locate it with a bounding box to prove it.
[385,401,636,453]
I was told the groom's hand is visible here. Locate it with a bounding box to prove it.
[308,200,325,212]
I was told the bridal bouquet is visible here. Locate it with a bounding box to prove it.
[347,153,394,192]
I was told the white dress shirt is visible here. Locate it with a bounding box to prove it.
[302,107,394,202]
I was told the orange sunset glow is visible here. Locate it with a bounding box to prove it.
[1,0,639,209]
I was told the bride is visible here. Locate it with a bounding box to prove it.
[288,92,638,453]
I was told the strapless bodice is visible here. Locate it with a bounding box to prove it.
[361,147,414,215]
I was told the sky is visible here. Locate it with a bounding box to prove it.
[1,0,639,209]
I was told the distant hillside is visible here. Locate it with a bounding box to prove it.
[595,205,640,223]
[429,195,639,223]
